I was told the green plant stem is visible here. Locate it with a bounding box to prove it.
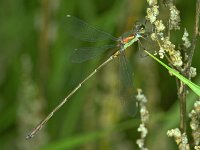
[187,0,200,71]
[178,0,200,134]
[177,80,187,133]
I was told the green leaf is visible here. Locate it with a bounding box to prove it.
[145,50,200,96]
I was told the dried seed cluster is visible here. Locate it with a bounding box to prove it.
[136,89,149,150]
[146,0,184,67]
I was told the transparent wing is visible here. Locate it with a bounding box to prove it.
[66,15,118,42]
[70,45,116,63]
[119,51,138,116]
[138,36,159,57]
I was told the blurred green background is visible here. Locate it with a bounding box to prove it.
[0,0,199,150]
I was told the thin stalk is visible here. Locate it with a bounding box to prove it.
[187,0,200,71]
[177,80,187,133]
[178,0,200,134]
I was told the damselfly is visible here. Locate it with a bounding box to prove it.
[26,15,147,139]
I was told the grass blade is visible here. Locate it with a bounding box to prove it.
[145,50,200,96]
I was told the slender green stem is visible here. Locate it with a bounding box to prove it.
[179,0,200,134]
[187,0,200,71]
[177,80,187,133]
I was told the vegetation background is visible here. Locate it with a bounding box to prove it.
[0,0,199,150]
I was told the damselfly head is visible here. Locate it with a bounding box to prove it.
[135,24,146,35]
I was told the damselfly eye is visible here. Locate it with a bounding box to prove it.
[134,24,145,33]
[136,24,145,34]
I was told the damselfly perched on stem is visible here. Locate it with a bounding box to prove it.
[26,15,148,139]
